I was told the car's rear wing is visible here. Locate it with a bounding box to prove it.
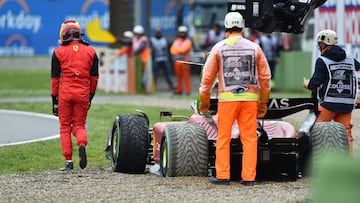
[208,95,359,120]
[264,98,317,119]
[209,97,317,120]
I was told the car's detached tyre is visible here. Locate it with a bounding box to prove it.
[160,123,208,177]
[310,121,349,161]
[110,114,148,173]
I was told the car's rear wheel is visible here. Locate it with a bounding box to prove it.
[110,114,148,173]
[310,121,349,156]
[160,123,208,177]
[308,122,349,172]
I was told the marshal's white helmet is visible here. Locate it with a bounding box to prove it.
[133,25,144,34]
[224,12,244,29]
[178,25,188,32]
[316,29,338,45]
[123,31,134,38]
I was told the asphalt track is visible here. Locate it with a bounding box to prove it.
[0,109,59,147]
[0,58,58,147]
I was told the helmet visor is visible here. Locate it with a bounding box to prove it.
[62,29,82,42]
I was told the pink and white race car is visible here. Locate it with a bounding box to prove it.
[105,96,351,181]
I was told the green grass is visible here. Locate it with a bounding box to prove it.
[0,68,310,98]
[0,68,135,97]
[0,69,50,97]
[0,66,309,175]
[0,102,192,175]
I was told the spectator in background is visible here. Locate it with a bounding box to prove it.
[205,23,226,51]
[248,29,260,42]
[116,31,133,57]
[282,33,291,51]
[132,25,151,73]
[256,33,279,89]
[170,25,192,95]
[117,25,153,94]
[132,25,154,94]
[116,30,137,94]
[150,28,174,91]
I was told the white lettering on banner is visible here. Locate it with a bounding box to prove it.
[66,11,109,29]
[318,10,337,31]
[344,9,360,44]
[150,13,191,32]
[150,16,177,30]
[0,11,42,33]
[323,0,360,7]
[319,9,360,44]
[0,45,34,56]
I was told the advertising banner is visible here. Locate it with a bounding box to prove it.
[149,0,190,39]
[95,47,128,93]
[0,0,109,56]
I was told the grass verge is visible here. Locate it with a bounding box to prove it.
[0,69,50,97]
[0,102,192,175]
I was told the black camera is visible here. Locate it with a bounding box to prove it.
[227,0,327,34]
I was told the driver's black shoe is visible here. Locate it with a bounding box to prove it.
[209,176,230,185]
[60,161,73,171]
[79,145,87,169]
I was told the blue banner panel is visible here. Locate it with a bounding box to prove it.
[148,0,190,39]
[0,0,109,56]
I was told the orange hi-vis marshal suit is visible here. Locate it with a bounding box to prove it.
[133,35,155,94]
[199,32,271,181]
[170,37,192,94]
[133,35,151,71]
[117,45,132,57]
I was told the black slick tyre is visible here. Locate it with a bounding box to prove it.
[110,114,148,173]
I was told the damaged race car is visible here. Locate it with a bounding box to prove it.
[104,93,353,181]
[103,0,357,180]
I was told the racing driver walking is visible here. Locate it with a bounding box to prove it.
[51,20,99,170]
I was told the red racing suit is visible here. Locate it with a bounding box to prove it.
[199,32,271,181]
[51,41,99,161]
